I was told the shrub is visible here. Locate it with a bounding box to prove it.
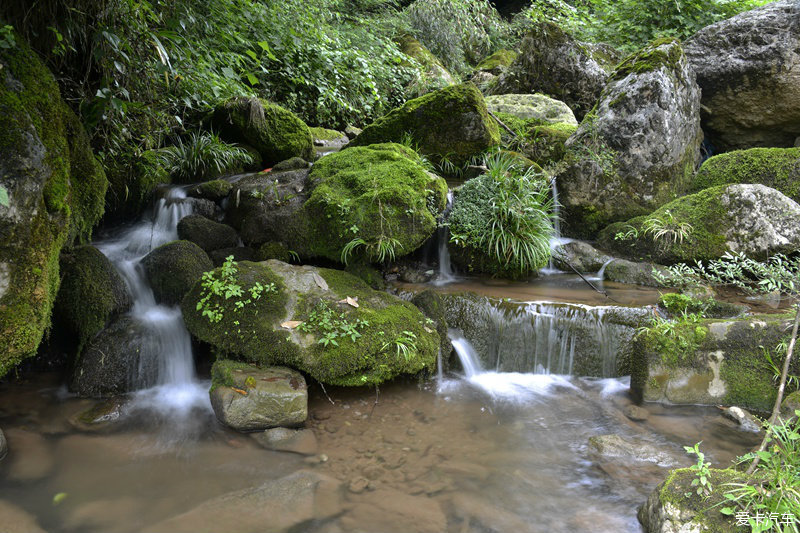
[155,131,254,182]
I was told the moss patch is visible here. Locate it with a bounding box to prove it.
[141,240,213,306]
[475,49,518,72]
[610,38,684,82]
[309,127,345,142]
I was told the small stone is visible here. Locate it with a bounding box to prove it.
[348,477,369,494]
[68,398,126,433]
[721,406,762,433]
[363,464,384,480]
[250,427,319,456]
[623,405,650,422]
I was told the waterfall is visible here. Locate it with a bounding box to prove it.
[542,178,573,274]
[433,190,456,286]
[96,188,210,414]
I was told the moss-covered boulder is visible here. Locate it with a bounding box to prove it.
[177,214,239,254]
[54,246,131,352]
[212,97,314,166]
[639,468,746,533]
[141,240,213,306]
[657,293,747,320]
[474,49,518,75]
[490,23,618,120]
[210,361,307,431]
[485,94,577,125]
[396,34,456,96]
[599,184,800,264]
[182,260,439,386]
[348,83,500,167]
[209,246,255,267]
[0,36,108,376]
[631,313,799,411]
[187,179,233,202]
[689,147,800,202]
[525,123,577,167]
[557,39,703,239]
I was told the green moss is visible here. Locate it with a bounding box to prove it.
[309,127,345,142]
[300,143,447,263]
[141,240,213,306]
[256,241,292,263]
[638,318,709,368]
[475,49,518,72]
[348,83,500,167]
[189,179,233,201]
[691,147,800,202]
[611,38,684,82]
[210,359,260,392]
[344,262,386,290]
[524,122,577,166]
[213,97,314,166]
[659,293,746,319]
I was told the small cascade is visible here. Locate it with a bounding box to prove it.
[96,188,210,414]
[432,190,457,286]
[541,178,573,275]
[588,258,615,282]
[450,334,483,378]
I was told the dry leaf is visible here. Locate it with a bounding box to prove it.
[281,320,302,329]
[312,272,328,290]
[232,387,248,395]
[338,296,359,308]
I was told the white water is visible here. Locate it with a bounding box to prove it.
[540,178,575,275]
[96,188,211,415]
[587,258,615,282]
[446,331,578,402]
[433,190,457,286]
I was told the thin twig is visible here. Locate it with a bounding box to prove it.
[563,258,619,304]
[318,381,335,405]
[488,110,517,138]
[369,385,380,417]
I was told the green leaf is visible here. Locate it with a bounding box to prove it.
[246,72,258,86]
[0,184,8,207]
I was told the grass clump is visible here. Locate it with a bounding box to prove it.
[155,131,254,183]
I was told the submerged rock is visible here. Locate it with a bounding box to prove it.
[4,428,55,482]
[0,500,47,533]
[68,398,126,433]
[177,214,239,254]
[557,39,702,238]
[589,434,680,466]
[54,245,131,352]
[349,83,500,167]
[250,427,318,455]
[212,97,314,166]
[339,489,447,533]
[685,0,800,150]
[599,184,800,264]
[142,470,343,533]
[0,35,108,376]
[490,22,617,120]
[485,94,577,125]
[632,314,800,411]
[210,362,307,431]
[0,427,6,461]
[141,240,213,306]
[182,260,439,386]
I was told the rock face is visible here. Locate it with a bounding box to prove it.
[639,468,744,533]
[210,362,307,431]
[212,97,314,166]
[685,0,800,150]
[557,39,703,238]
[0,36,108,376]
[141,240,213,306]
[142,470,343,533]
[599,184,800,265]
[54,245,131,351]
[348,83,500,167]
[490,23,616,120]
[689,147,800,203]
[485,94,577,125]
[177,214,239,253]
[182,260,439,386]
[226,144,447,263]
[632,314,800,411]
[71,317,158,397]
[474,49,518,76]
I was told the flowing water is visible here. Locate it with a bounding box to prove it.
[433,191,457,286]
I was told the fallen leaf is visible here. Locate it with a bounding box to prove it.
[281,320,302,329]
[53,492,68,506]
[232,387,248,395]
[312,272,328,290]
[338,296,359,308]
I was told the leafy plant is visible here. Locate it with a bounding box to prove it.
[614,224,639,242]
[0,24,15,49]
[642,209,693,250]
[0,185,8,208]
[298,300,369,347]
[684,442,714,498]
[155,130,253,182]
[341,236,402,265]
[382,330,418,361]
[195,256,276,323]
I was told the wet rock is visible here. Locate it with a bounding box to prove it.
[685,0,800,150]
[339,489,447,533]
[411,290,452,371]
[68,398,126,433]
[782,391,800,419]
[184,197,223,220]
[71,317,159,397]
[64,497,146,533]
[0,428,6,461]
[551,240,613,273]
[142,470,342,533]
[558,39,702,238]
[600,184,800,265]
[349,83,500,167]
[141,240,213,305]
[623,405,650,422]
[212,97,314,166]
[720,406,762,433]
[344,125,362,140]
[449,493,529,532]
[603,259,669,287]
[490,22,616,120]
[54,245,132,353]
[632,314,800,412]
[210,363,307,431]
[588,434,679,466]
[485,93,577,125]
[0,500,47,533]
[250,427,318,455]
[177,214,239,254]
[187,179,233,202]
[4,428,55,482]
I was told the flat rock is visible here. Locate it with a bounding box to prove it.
[0,500,47,533]
[250,427,318,456]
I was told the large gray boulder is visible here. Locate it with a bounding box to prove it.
[685,0,800,150]
[485,94,577,125]
[557,39,703,238]
[209,362,307,431]
[490,23,617,120]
